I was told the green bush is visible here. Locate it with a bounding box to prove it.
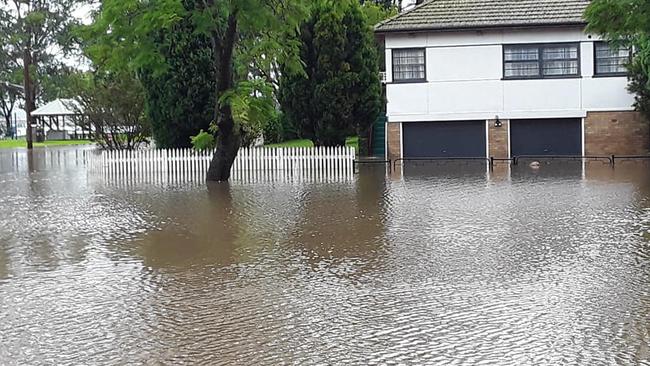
[627,60,650,120]
[262,113,283,144]
[262,112,299,144]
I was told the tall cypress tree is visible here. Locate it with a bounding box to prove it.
[280,0,382,147]
[139,0,216,149]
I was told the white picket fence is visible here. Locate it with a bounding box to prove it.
[86,146,356,184]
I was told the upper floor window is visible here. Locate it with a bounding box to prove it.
[503,43,580,79]
[594,42,631,76]
[392,48,426,82]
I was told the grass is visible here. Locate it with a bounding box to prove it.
[0,139,94,149]
[266,139,314,148]
[266,136,359,149]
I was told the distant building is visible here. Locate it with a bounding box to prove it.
[31,99,89,140]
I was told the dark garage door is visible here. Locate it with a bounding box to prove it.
[403,121,486,158]
[511,118,582,156]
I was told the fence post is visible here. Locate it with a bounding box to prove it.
[279,147,284,171]
[257,147,269,173]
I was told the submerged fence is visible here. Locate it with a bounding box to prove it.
[86,146,356,184]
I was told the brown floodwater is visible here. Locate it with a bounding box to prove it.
[1,147,650,365]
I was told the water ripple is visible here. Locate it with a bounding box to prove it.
[0,151,649,365]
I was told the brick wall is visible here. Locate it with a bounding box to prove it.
[585,111,650,156]
[390,113,648,161]
[488,119,509,158]
[387,122,401,161]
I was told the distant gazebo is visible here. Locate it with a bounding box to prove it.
[31,98,90,140]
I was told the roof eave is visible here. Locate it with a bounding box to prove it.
[375,21,587,35]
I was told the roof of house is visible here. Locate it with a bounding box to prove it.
[375,0,591,33]
[32,98,82,117]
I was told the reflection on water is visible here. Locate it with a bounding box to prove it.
[1,148,650,365]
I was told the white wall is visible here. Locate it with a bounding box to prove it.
[385,27,636,122]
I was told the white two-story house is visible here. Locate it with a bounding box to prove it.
[375,0,649,161]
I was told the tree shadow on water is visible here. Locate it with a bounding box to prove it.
[134,181,244,269]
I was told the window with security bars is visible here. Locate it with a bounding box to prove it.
[392,49,426,82]
[595,42,630,76]
[504,44,580,79]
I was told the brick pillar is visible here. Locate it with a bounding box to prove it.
[488,119,509,158]
[387,122,401,161]
[585,111,650,155]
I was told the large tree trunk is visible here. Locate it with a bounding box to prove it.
[357,124,370,157]
[206,111,241,181]
[206,12,239,182]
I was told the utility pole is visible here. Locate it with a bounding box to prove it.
[23,48,33,149]
[18,0,34,150]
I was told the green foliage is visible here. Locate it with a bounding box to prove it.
[360,2,398,26]
[359,1,395,73]
[191,129,216,151]
[38,66,87,101]
[0,47,21,135]
[586,0,650,68]
[263,111,299,144]
[84,0,308,81]
[359,0,401,12]
[221,79,275,140]
[586,0,650,122]
[82,0,185,75]
[191,77,278,149]
[86,0,311,180]
[262,112,285,144]
[628,60,650,118]
[0,0,81,59]
[279,0,382,147]
[0,0,82,107]
[74,72,152,150]
[138,2,217,149]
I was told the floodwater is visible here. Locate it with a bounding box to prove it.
[1,147,650,365]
